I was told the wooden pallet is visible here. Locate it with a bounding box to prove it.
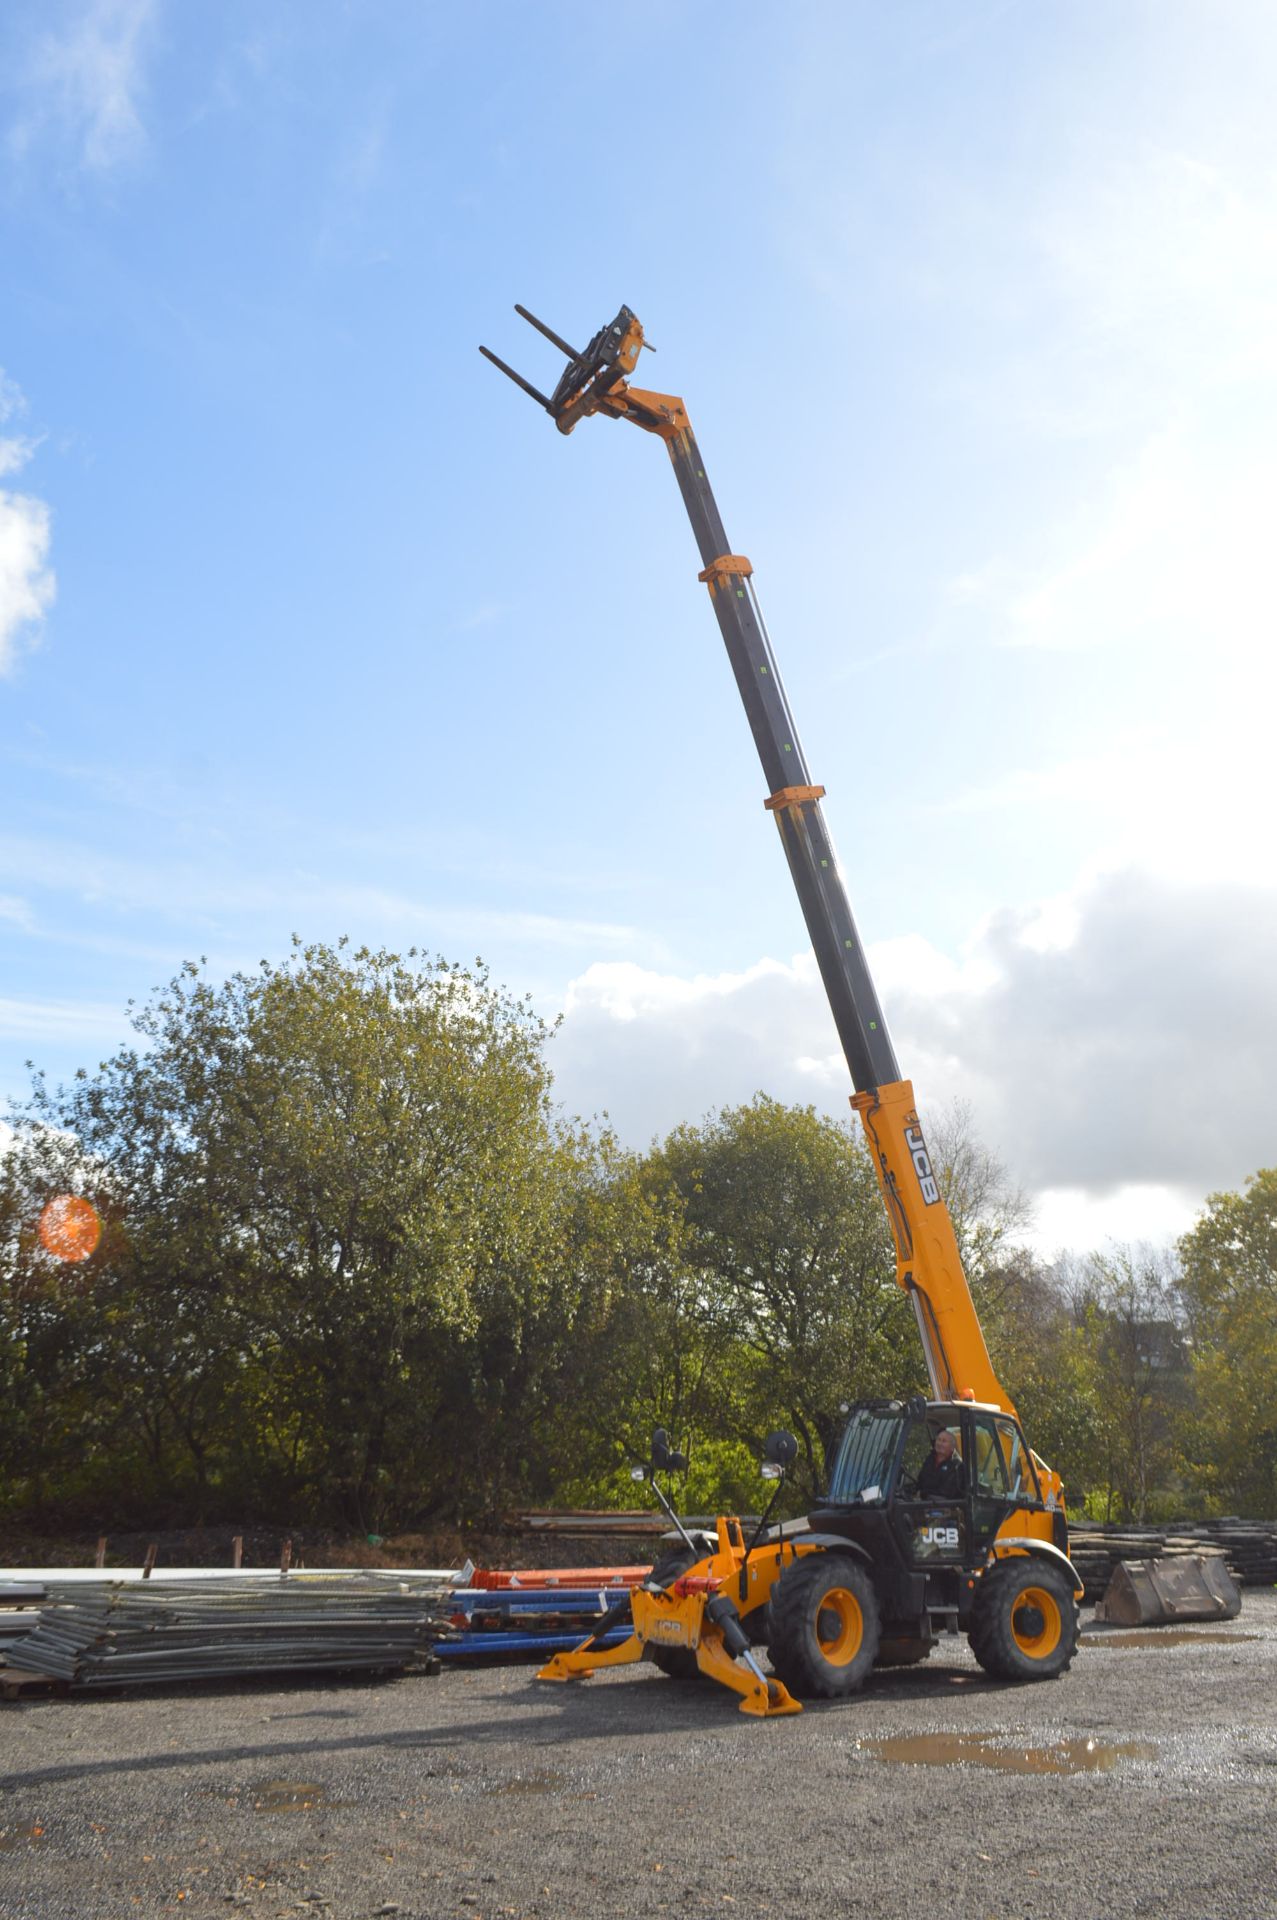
[0,1665,64,1702]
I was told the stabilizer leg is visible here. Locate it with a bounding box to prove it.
[694,1630,802,1717]
[537,1631,645,1683]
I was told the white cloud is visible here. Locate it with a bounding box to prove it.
[0,492,54,672]
[1032,138,1277,422]
[0,826,639,957]
[549,866,1277,1248]
[1028,1183,1199,1262]
[938,412,1277,898]
[0,994,131,1043]
[0,374,55,673]
[7,0,156,173]
[993,427,1277,668]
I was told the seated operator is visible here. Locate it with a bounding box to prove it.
[917,1428,967,1499]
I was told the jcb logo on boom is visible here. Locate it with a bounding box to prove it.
[919,1525,960,1547]
[904,1124,941,1205]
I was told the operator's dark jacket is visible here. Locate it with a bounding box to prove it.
[917,1451,967,1499]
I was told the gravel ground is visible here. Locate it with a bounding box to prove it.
[2,1594,1275,1920]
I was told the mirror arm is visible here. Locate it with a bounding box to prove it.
[640,1464,701,1560]
[741,1469,787,1570]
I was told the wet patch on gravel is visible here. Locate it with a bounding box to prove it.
[855,1729,1158,1773]
[1082,1628,1258,1648]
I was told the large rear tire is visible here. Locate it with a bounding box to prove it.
[968,1557,1078,1682]
[644,1545,704,1680]
[767,1552,880,1700]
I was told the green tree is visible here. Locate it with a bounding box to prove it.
[1178,1169,1277,1515]
[543,1145,758,1512]
[980,1251,1108,1512]
[1062,1246,1190,1521]
[5,941,594,1530]
[645,1097,906,1497]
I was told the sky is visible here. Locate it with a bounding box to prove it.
[1,0,1274,1260]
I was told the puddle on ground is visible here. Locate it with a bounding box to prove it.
[1084,1630,1258,1650]
[857,1732,1156,1775]
[251,1779,330,1812]
[493,1770,565,1796]
[0,1824,46,1851]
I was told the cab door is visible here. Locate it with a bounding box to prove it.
[968,1411,1041,1553]
[891,1414,970,1571]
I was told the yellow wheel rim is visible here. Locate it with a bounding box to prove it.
[1011,1585,1063,1659]
[816,1587,864,1666]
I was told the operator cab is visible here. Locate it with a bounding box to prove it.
[818,1398,1054,1577]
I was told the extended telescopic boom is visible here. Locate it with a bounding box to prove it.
[481,304,1007,1413]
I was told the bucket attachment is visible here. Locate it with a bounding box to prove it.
[1095,1553,1241,1626]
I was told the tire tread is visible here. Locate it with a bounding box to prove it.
[767,1552,881,1699]
[968,1558,1079,1681]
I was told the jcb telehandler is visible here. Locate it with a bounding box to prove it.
[481,305,1084,1715]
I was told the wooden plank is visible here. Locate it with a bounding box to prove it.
[0,1666,63,1702]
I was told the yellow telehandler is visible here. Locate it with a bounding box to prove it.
[481,306,1084,1714]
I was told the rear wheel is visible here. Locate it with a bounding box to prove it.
[644,1545,703,1680]
[767,1552,880,1699]
[969,1558,1078,1681]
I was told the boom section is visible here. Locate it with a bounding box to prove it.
[672,423,901,1095]
[480,302,1010,1412]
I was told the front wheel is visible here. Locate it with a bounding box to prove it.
[968,1557,1079,1682]
[766,1552,880,1699]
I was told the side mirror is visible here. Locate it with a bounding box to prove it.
[763,1430,798,1470]
[650,1427,687,1473]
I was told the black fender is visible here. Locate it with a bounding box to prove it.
[661,1528,715,1558]
[987,1535,1083,1599]
[790,1532,874,1565]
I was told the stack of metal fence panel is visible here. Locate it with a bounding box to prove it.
[3,1572,455,1689]
[0,1582,46,1651]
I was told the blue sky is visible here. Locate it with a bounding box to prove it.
[2,0,1275,1255]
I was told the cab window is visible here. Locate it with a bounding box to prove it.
[970,1415,1009,1497]
[970,1414,1039,1503]
[898,1419,934,1490]
[994,1417,1039,1502]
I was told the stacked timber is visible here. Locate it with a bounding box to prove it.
[1066,1519,1277,1602]
[3,1573,453,1689]
[510,1509,757,1537]
[1177,1520,1277,1587]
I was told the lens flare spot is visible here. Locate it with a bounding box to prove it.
[38,1195,102,1263]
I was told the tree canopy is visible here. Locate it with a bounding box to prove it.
[2,943,1272,1533]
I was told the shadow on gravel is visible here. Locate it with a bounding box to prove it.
[0,1679,742,1794]
[0,1660,1030,1797]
